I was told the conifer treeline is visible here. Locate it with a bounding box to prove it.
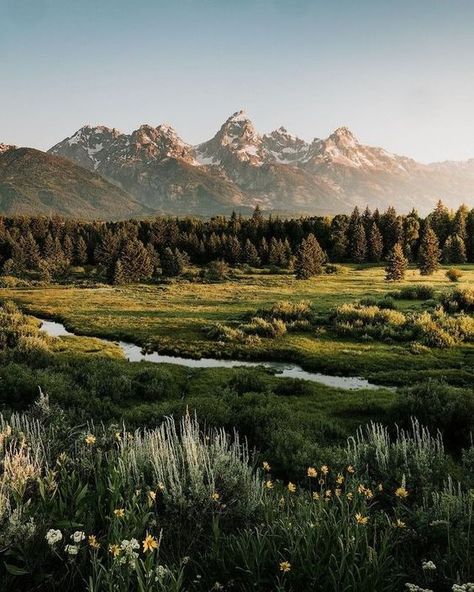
[0,201,472,283]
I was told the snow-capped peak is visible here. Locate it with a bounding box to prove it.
[226,109,250,123]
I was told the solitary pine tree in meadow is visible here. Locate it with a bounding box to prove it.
[385,242,407,281]
[295,233,325,279]
[418,225,441,275]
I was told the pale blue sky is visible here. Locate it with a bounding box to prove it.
[1,0,474,162]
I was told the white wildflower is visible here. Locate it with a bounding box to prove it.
[71,531,85,543]
[46,529,63,545]
[65,544,79,555]
[422,560,437,571]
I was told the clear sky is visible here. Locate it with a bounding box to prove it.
[1,0,474,163]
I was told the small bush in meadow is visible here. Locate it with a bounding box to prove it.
[240,316,287,338]
[441,287,474,313]
[446,267,463,282]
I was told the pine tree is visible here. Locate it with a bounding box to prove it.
[418,225,441,275]
[385,243,407,281]
[243,239,261,266]
[75,236,88,265]
[351,222,367,263]
[113,259,126,285]
[368,223,383,262]
[443,233,467,264]
[330,215,349,260]
[295,234,326,279]
[13,231,40,271]
[119,239,153,282]
[161,247,185,277]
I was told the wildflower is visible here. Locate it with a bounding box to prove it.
[321,465,329,475]
[115,432,121,441]
[347,465,355,474]
[312,491,320,500]
[88,535,100,549]
[45,529,62,545]
[279,561,291,573]
[377,483,383,492]
[307,466,317,478]
[142,534,158,553]
[265,480,274,489]
[287,482,296,493]
[85,434,96,446]
[148,490,156,502]
[335,488,342,497]
[114,508,125,518]
[336,474,344,485]
[71,531,85,543]
[393,519,406,529]
[422,560,437,571]
[395,486,409,499]
[211,492,220,501]
[65,544,79,556]
[109,544,121,557]
[325,489,332,498]
[364,488,374,500]
[355,513,369,525]
[262,461,271,472]
[157,482,165,491]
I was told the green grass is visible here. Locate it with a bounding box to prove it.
[2,264,474,386]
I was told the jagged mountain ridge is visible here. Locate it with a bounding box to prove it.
[48,111,474,215]
[0,147,147,219]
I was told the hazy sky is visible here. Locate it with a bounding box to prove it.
[1,0,474,162]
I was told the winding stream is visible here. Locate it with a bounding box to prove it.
[39,318,385,391]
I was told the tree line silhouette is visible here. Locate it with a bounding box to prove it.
[0,201,472,283]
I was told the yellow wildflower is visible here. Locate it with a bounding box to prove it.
[325,489,332,498]
[142,534,158,553]
[114,508,125,518]
[377,483,383,492]
[287,482,296,493]
[355,513,369,525]
[262,461,271,472]
[395,486,409,499]
[211,491,220,501]
[335,488,342,497]
[88,535,100,550]
[347,465,355,474]
[85,434,96,446]
[393,519,406,528]
[265,480,274,489]
[364,488,374,500]
[346,492,353,500]
[109,544,121,557]
[148,490,156,502]
[157,482,165,491]
[312,491,320,500]
[336,474,344,485]
[279,561,291,573]
[321,465,329,475]
[115,432,121,441]
[307,466,317,478]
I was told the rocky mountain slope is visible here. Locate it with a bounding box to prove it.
[0,147,146,219]
[48,111,474,216]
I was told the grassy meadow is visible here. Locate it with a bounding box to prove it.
[3,263,474,386]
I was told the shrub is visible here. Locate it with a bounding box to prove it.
[441,287,474,313]
[240,317,287,338]
[257,300,314,323]
[324,263,349,275]
[392,285,435,300]
[446,267,463,282]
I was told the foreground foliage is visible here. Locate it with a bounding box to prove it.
[0,398,473,592]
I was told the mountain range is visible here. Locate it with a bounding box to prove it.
[1,111,473,219]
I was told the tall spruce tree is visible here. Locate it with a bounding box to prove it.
[418,224,441,275]
[385,242,407,281]
[295,234,325,279]
[443,233,467,264]
[351,222,367,263]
